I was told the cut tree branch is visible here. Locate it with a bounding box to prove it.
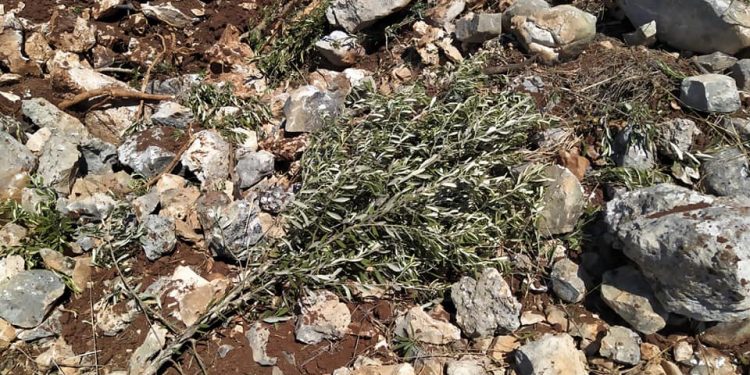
[58,87,173,110]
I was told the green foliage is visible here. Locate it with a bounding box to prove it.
[273,59,548,295]
[184,83,271,143]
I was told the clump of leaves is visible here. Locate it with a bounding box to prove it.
[184,83,271,143]
[0,184,75,266]
[272,57,548,296]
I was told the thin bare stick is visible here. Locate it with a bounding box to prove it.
[89,287,100,375]
[58,88,173,110]
[136,35,170,121]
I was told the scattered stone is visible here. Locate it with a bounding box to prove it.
[0,20,42,75]
[680,74,740,113]
[502,0,550,30]
[296,290,351,344]
[246,323,278,366]
[236,151,275,189]
[17,309,62,342]
[21,98,89,141]
[425,0,465,28]
[181,130,231,188]
[701,318,750,348]
[0,270,65,328]
[47,14,96,53]
[605,183,750,321]
[335,363,416,375]
[722,117,750,140]
[692,52,738,73]
[414,358,444,375]
[534,127,573,149]
[128,324,168,375]
[0,317,15,350]
[536,165,585,236]
[284,85,342,133]
[550,258,587,303]
[520,311,546,326]
[141,2,196,28]
[0,255,24,283]
[58,192,117,221]
[601,266,669,334]
[0,223,27,248]
[451,268,521,338]
[394,306,461,345]
[640,342,662,361]
[71,257,92,291]
[118,127,182,178]
[326,0,413,33]
[701,147,750,198]
[455,13,503,43]
[0,130,35,174]
[94,0,124,19]
[37,135,80,195]
[39,249,75,276]
[24,32,53,65]
[151,101,194,128]
[148,74,202,96]
[657,119,698,160]
[511,5,597,63]
[623,20,657,46]
[196,192,264,261]
[206,24,259,74]
[673,340,694,365]
[446,359,486,375]
[514,333,587,375]
[35,337,80,373]
[489,336,520,361]
[141,215,177,261]
[48,51,129,93]
[316,31,365,67]
[599,326,641,366]
[617,0,750,54]
[612,126,656,170]
[688,348,737,375]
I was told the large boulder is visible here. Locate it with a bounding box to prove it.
[604,183,750,321]
[617,0,750,55]
[326,0,413,33]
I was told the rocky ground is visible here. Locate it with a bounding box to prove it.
[2,0,750,374]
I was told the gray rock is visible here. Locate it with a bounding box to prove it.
[295,290,351,344]
[502,0,550,30]
[141,215,176,261]
[133,191,160,220]
[722,117,750,140]
[21,98,89,141]
[601,266,669,335]
[656,119,698,160]
[550,258,587,303]
[599,326,641,366]
[39,249,76,276]
[147,74,201,96]
[451,268,521,338]
[180,130,231,188]
[196,192,264,262]
[692,52,738,73]
[731,59,750,91]
[151,101,194,128]
[17,309,61,342]
[80,138,117,175]
[37,135,80,195]
[612,126,656,170]
[623,20,657,46]
[246,323,277,366]
[514,333,587,375]
[326,0,413,33]
[701,147,750,197]
[259,186,293,214]
[394,306,461,345]
[455,13,503,43]
[425,0,466,28]
[446,359,487,375]
[536,165,585,237]
[284,85,342,133]
[236,151,275,189]
[604,183,750,321]
[0,270,65,328]
[117,127,179,178]
[617,0,750,54]
[0,130,36,174]
[140,3,196,28]
[511,5,597,63]
[128,324,167,375]
[680,74,740,113]
[57,192,116,221]
[315,31,365,68]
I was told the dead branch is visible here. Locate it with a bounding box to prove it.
[58,88,173,110]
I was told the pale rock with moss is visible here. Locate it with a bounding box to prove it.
[680,74,740,113]
[511,5,596,63]
[393,306,461,345]
[316,31,365,67]
[605,183,750,321]
[514,333,587,375]
[601,266,669,335]
[326,0,413,33]
[451,268,521,338]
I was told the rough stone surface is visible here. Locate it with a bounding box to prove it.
[536,165,585,237]
[236,150,275,189]
[601,266,669,334]
[326,0,413,33]
[80,138,118,175]
[141,3,196,28]
[181,130,231,188]
[141,214,177,261]
[701,318,750,348]
[617,0,750,55]
[425,0,466,28]
[284,85,342,133]
[680,74,740,113]
[22,98,89,141]
[0,255,24,283]
[657,119,699,160]
[692,52,738,73]
[455,13,503,43]
[701,147,750,198]
[514,333,587,375]
[502,0,550,29]
[511,5,597,63]
[316,31,365,67]
[612,126,656,170]
[296,290,351,344]
[722,117,750,140]
[37,135,80,195]
[246,323,277,366]
[446,359,487,375]
[599,326,642,366]
[393,306,461,345]
[605,183,750,321]
[0,270,65,328]
[0,130,36,175]
[128,324,167,375]
[117,127,180,178]
[196,192,264,262]
[451,268,521,338]
[623,20,657,46]
[151,101,194,128]
[550,258,587,303]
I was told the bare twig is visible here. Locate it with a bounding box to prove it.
[89,287,100,375]
[136,35,170,122]
[58,88,173,110]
